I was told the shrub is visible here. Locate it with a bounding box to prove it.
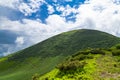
[106,48,112,51]
[90,49,105,55]
[72,48,105,57]
[71,54,93,61]
[71,54,87,61]
[32,73,39,80]
[72,51,90,57]
[116,44,120,49]
[44,77,49,80]
[86,54,94,59]
[79,51,90,55]
[112,50,120,56]
[57,60,86,72]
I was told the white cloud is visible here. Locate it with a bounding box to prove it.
[0,0,46,16]
[75,0,120,35]
[56,5,78,17]
[15,36,24,45]
[0,0,19,9]
[18,0,45,16]
[0,16,71,44]
[47,5,55,14]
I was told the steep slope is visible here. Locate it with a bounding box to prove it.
[39,45,120,80]
[0,29,120,80]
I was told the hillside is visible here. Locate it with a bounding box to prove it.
[0,29,120,80]
[39,45,120,80]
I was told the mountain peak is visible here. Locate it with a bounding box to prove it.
[0,29,120,80]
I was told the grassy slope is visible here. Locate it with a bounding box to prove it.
[39,45,120,80]
[0,29,120,80]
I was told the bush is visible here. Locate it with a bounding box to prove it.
[106,48,112,51]
[44,77,49,80]
[116,44,120,49]
[72,48,105,57]
[32,73,39,80]
[72,51,90,57]
[57,60,86,72]
[90,49,105,55]
[71,54,87,61]
[112,50,120,56]
[71,54,93,61]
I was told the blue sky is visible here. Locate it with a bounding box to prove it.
[0,0,120,56]
[0,0,85,22]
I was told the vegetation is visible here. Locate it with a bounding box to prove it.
[0,29,120,80]
[39,47,120,80]
[57,60,86,71]
[32,73,40,80]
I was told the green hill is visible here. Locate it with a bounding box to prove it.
[0,29,120,80]
[39,45,120,80]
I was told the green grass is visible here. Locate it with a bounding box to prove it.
[39,47,120,80]
[0,55,65,80]
[0,29,120,80]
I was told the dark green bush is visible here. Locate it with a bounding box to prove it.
[71,54,87,61]
[72,51,90,57]
[32,73,39,80]
[57,60,86,71]
[116,44,120,49]
[44,77,49,80]
[112,50,120,56]
[106,48,112,51]
[90,49,105,55]
[72,48,105,57]
[86,54,94,59]
[71,54,93,61]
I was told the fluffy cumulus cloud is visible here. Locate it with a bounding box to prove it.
[56,4,78,17]
[18,0,45,16]
[47,4,55,14]
[0,0,120,56]
[0,15,72,43]
[78,0,120,35]
[15,36,24,45]
[0,0,19,9]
